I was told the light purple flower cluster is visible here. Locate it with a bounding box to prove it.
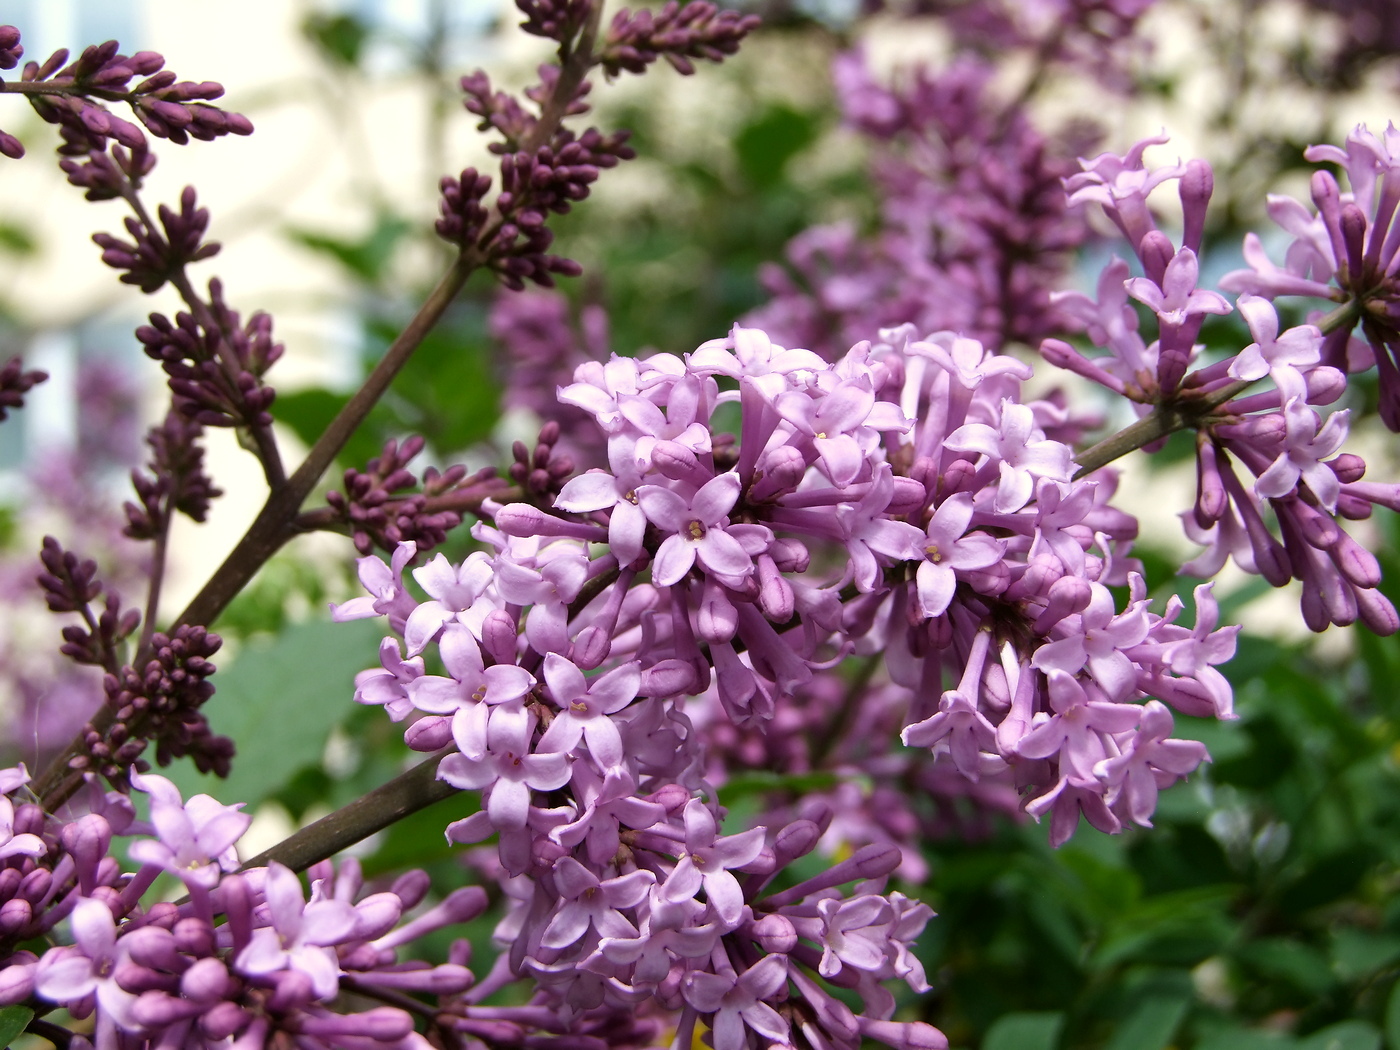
[1044,131,1400,633]
[0,767,525,1049]
[747,42,1097,357]
[1220,123,1400,427]
[337,321,1235,1046]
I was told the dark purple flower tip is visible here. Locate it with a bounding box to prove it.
[0,25,22,69]
[0,131,23,159]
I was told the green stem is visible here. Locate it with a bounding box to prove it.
[1070,297,1363,479]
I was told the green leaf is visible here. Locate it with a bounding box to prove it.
[734,106,818,190]
[716,770,845,806]
[1332,929,1400,981]
[301,12,371,68]
[286,213,412,284]
[1103,996,1189,1050]
[1236,938,1335,995]
[982,1011,1063,1050]
[1296,1021,1382,1050]
[0,1005,33,1045]
[1386,980,1400,1050]
[1195,1029,1297,1050]
[163,618,385,807]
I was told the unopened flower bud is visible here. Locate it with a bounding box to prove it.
[405,714,453,752]
[751,913,797,953]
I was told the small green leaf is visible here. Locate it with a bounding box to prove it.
[983,1011,1063,1050]
[1386,980,1400,1050]
[1103,996,1189,1050]
[716,770,844,806]
[0,1005,33,1045]
[1297,1020,1381,1050]
[163,618,385,807]
[301,12,370,67]
[734,106,818,189]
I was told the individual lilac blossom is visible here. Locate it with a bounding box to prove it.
[126,772,249,891]
[1253,377,1350,511]
[437,703,570,829]
[662,799,766,927]
[915,492,1006,618]
[1228,294,1323,381]
[1124,247,1231,329]
[33,898,140,1040]
[352,637,425,721]
[401,550,495,655]
[1031,583,1151,700]
[235,862,357,999]
[536,654,640,770]
[945,400,1073,512]
[1064,132,1185,250]
[683,955,790,1050]
[538,857,654,950]
[1015,671,1143,779]
[636,472,756,586]
[406,622,535,720]
[815,895,897,978]
[1094,700,1210,827]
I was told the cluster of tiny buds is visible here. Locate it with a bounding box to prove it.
[509,419,576,501]
[600,1,761,77]
[0,30,252,161]
[326,436,502,556]
[37,536,140,672]
[124,410,223,540]
[75,625,230,788]
[0,355,46,421]
[92,184,219,293]
[135,280,280,430]
[516,0,593,44]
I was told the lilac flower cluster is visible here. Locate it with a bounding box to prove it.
[749,50,1091,358]
[1220,124,1400,428]
[599,1,762,78]
[0,29,251,162]
[0,768,514,1049]
[1045,131,1400,633]
[135,278,280,432]
[92,185,220,294]
[333,321,1235,1047]
[124,410,223,541]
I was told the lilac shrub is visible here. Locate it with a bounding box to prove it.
[0,2,1398,1048]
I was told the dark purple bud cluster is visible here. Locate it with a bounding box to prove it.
[517,0,594,42]
[0,24,21,69]
[136,280,280,429]
[600,1,761,77]
[0,355,47,421]
[74,625,231,788]
[92,185,220,293]
[124,411,223,540]
[37,536,141,672]
[508,419,576,502]
[59,138,154,201]
[9,35,251,163]
[459,69,589,155]
[483,130,634,289]
[434,166,492,247]
[0,26,21,158]
[326,435,503,556]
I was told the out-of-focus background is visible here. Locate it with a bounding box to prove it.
[6,1,1400,1048]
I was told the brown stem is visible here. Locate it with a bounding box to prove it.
[238,750,456,873]
[135,511,170,661]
